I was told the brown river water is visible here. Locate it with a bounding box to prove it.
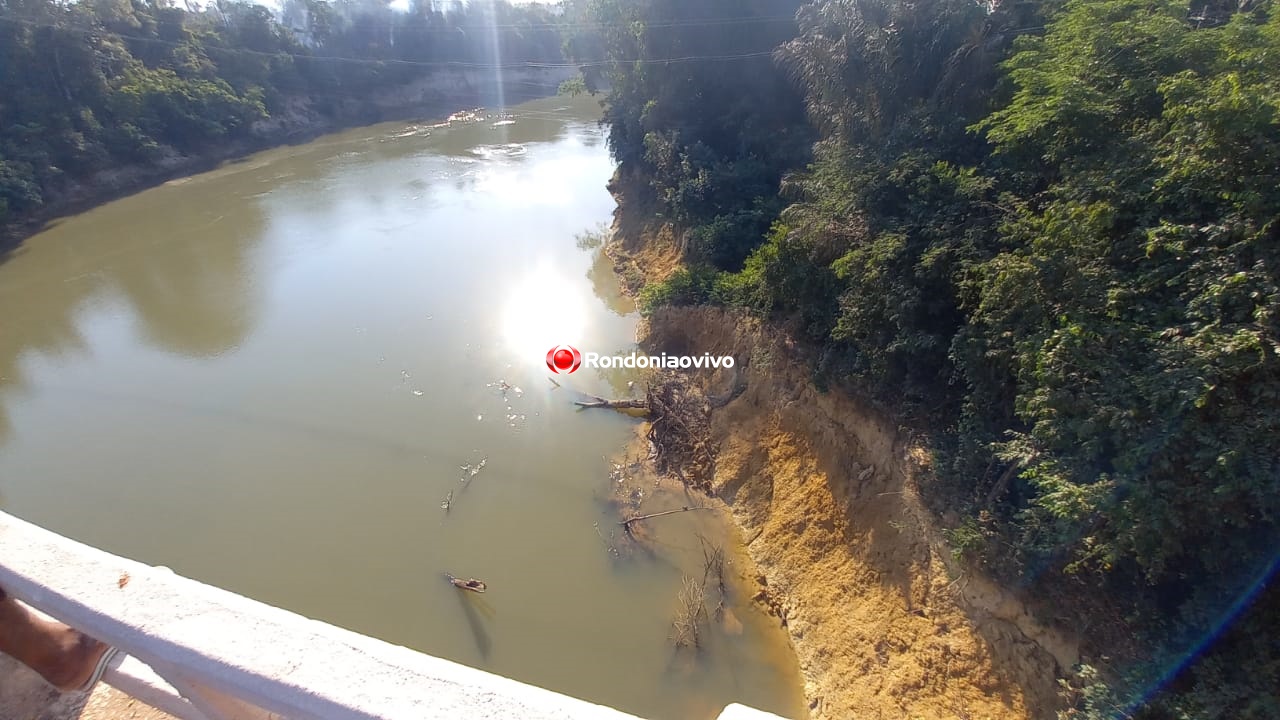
[0,94,805,719]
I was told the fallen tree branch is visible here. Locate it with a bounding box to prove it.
[574,396,648,410]
[985,456,1034,508]
[708,364,747,409]
[620,506,715,529]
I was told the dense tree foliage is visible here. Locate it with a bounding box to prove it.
[968,0,1278,585]
[564,0,812,269]
[0,0,566,228]
[581,0,1280,714]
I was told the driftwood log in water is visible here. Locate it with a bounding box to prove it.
[573,396,649,410]
[445,573,487,593]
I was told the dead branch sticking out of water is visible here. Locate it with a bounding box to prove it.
[699,534,727,621]
[620,505,715,531]
[671,574,707,650]
[593,521,622,560]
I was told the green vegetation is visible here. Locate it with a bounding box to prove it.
[3,0,1275,711]
[0,0,567,229]
[570,0,1280,715]
[564,0,812,270]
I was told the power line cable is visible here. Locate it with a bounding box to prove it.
[244,11,798,32]
[0,9,798,33]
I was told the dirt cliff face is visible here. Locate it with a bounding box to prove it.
[642,306,1078,720]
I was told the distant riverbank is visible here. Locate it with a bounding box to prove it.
[2,66,573,255]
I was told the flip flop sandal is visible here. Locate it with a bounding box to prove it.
[75,645,120,693]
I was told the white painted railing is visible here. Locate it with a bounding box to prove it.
[0,511,784,720]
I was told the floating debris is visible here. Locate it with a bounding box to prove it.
[445,573,487,593]
[471,143,528,160]
[460,458,488,482]
[487,379,524,398]
[441,490,453,512]
[446,108,485,124]
[391,125,431,139]
[412,390,424,396]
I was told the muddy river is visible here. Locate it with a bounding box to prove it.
[0,94,804,719]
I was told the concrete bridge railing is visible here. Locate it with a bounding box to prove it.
[0,511,784,720]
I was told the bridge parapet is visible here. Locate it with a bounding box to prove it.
[0,511,787,720]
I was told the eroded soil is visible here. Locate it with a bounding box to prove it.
[640,306,1078,720]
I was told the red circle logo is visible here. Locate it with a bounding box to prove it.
[546,345,582,374]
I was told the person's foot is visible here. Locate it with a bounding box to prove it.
[39,626,112,692]
[0,590,115,692]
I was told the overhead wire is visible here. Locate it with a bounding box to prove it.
[268,14,801,32]
[0,9,798,34]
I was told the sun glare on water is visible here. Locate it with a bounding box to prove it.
[500,263,587,366]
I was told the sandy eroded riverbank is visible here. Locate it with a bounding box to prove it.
[606,197,1080,718]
